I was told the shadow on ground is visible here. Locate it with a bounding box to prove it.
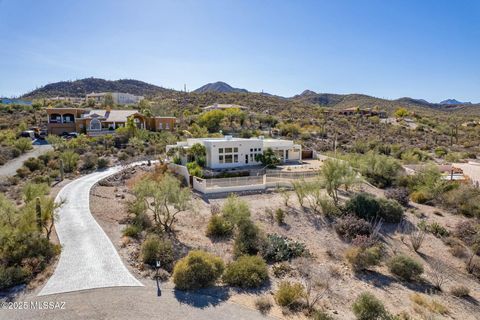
[173,287,230,308]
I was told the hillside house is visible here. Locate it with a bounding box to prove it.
[46,107,175,135]
[167,136,302,169]
[86,92,144,105]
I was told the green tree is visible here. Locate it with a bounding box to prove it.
[255,148,280,168]
[102,93,114,108]
[394,107,409,118]
[133,174,191,232]
[320,159,358,204]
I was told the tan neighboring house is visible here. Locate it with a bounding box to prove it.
[46,107,176,135]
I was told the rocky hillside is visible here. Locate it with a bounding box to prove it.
[22,78,172,99]
[193,81,248,94]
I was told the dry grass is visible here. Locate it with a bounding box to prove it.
[410,293,449,315]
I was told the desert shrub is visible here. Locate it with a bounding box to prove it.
[222,194,251,225]
[261,234,307,263]
[351,235,378,248]
[410,190,428,204]
[310,309,335,320]
[274,281,305,307]
[335,215,372,241]
[385,187,410,207]
[454,221,480,247]
[319,196,341,217]
[132,212,152,230]
[233,218,264,257]
[255,296,272,315]
[60,150,80,173]
[123,224,141,238]
[186,161,203,177]
[141,235,174,270]
[23,157,44,172]
[0,266,29,289]
[14,137,32,153]
[173,250,224,290]
[16,166,30,178]
[450,285,470,297]
[206,215,233,238]
[346,193,403,223]
[418,221,449,238]
[81,152,98,170]
[388,255,423,281]
[377,198,404,223]
[97,157,109,169]
[441,185,480,218]
[222,255,269,288]
[351,292,388,320]
[272,263,293,278]
[346,193,380,220]
[345,246,382,271]
[275,208,285,224]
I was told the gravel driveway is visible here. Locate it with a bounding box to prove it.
[39,167,143,296]
[0,143,52,180]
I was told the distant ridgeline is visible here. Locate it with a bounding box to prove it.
[0,98,32,105]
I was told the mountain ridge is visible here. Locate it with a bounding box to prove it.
[192,81,248,94]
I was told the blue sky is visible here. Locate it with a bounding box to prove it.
[1,0,479,102]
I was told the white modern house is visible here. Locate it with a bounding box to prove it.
[167,136,302,169]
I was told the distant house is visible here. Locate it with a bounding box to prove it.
[338,107,387,118]
[46,106,175,135]
[167,135,301,169]
[403,164,465,181]
[203,103,248,111]
[86,92,144,105]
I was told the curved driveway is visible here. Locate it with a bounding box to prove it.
[39,166,143,296]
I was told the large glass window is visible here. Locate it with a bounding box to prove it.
[225,147,233,153]
[234,147,238,152]
[219,148,224,153]
[225,155,233,163]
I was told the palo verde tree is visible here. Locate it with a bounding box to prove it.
[133,174,191,232]
[320,158,358,205]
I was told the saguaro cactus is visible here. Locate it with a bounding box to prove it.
[35,197,42,231]
[59,159,65,181]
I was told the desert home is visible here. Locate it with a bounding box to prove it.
[46,106,176,135]
[167,136,302,169]
[86,92,144,105]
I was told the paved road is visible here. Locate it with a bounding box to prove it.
[3,286,271,320]
[0,143,52,180]
[39,167,143,296]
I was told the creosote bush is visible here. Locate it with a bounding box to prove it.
[141,235,174,271]
[206,215,233,238]
[222,255,269,288]
[173,250,224,290]
[450,285,470,298]
[255,296,272,315]
[388,254,423,281]
[274,281,305,307]
[346,193,404,223]
[351,292,389,320]
[385,187,410,207]
[345,246,382,272]
[335,215,372,241]
[234,218,264,257]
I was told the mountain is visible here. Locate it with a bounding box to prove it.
[193,81,248,94]
[439,99,472,105]
[22,78,171,99]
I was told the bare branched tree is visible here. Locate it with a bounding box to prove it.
[293,258,331,312]
[427,258,452,291]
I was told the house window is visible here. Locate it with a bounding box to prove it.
[234,155,238,163]
[258,148,262,152]
[90,118,101,130]
[219,155,224,163]
[250,148,253,152]
[234,147,238,152]
[219,148,224,153]
[225,147,233,153]
[158,123,163,130]
[225,155,233,163]
[166,122,170,129]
